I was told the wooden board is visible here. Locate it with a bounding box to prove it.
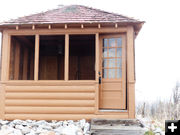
[39,56,58,80]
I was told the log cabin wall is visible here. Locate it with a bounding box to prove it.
[4,81,97,120]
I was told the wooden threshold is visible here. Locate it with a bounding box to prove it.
[99,109,127,112]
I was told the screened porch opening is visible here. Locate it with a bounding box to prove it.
[38,35,65,80]
[69,35,95,80]
[9,36,35,80]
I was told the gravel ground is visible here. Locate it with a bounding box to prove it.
[0,119,90,135]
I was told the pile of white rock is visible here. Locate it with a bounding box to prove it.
[0,119,90,135]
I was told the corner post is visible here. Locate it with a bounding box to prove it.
[64,34,69,81]
[127,26,135,118]
[0,31,10,119]
[1,31,10,81]
[95,33,99,113]
[34,34,39,81]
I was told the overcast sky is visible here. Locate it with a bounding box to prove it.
[0,0,180,102]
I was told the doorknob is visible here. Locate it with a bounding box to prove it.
[99,76,102,84]
[98,71,101,84]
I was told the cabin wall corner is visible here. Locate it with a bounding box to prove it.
[127,26,135,118]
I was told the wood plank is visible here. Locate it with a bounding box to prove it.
[3,80,97,86]
[5,106,95,114]
[6,92,95,100]
[0,84,5,119]
[127,26,135,118]
[100,91,124,109]
[102,83,122,91]
[5,114,129,121]
[95,84,99,114]
[5,85,95,92]
[4,27,127,35]
[95,33,99,81]
[14,42,20,80]
[90,129,145,135]
[9,38,15,80]
[34,34,39,81]
[5,99,95,107]
[90,119,145,135]
[95,33,100,113]
[64,34,69,81]
[29,52,34,80]
[22,48,28,80]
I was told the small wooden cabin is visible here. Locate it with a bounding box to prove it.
[0,5,144,120]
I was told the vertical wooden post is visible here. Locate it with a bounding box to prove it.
[95,33,99,113]
[95,33,99,82]
[1,32,10,81]
[64,34,69,81]
[127,26,135,118]
[34,34,39,81]
[0,31,9,119]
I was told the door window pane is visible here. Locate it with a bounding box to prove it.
[108,69,116,78]
[109,38,116,47]
[117,69,122,78]
[109,48,116,57]
[117,38,122,47]
[103,39,108,47]
[103,59,108,68]
[103,48,108,57]
[103,69,107,78]
[117,48,122,57]
[109,59,116,68]
[117,58,122,67]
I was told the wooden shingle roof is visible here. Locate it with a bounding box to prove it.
[0,5,144,33]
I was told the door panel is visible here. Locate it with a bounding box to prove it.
[99,34,126,110]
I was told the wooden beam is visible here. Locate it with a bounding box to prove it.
[34,34,39,81]
[16,26,19,30]
[48,25,51,30]
[95,33,99,113]
[127,26,135,118]
[1,32,10,81]
[64,34,69,81]
[5,113,129,121]
[95,33,99,82]
[4,27,127,35]
[32,25,35,30]
[64,24,67,29]
[115,23,118,28]
[98,24,101,29]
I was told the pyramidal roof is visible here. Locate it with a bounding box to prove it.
[0,5,143,25]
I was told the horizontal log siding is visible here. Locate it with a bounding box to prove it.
[4,81,96,120]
